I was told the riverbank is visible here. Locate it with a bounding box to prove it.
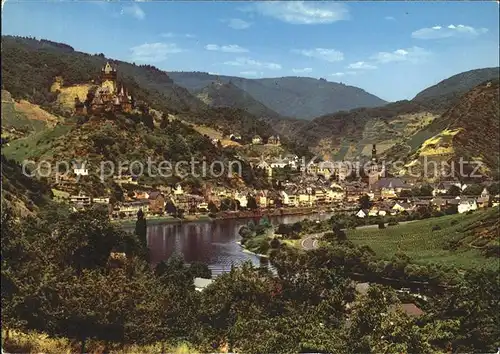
[236,241,269,258]
[216,206,331,220]
[113,206,335,227]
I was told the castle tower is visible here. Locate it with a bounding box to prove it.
[371,144,377,162]
[101,61,117,94]
[101,62,117,81]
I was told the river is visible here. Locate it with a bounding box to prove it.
[136,212,334,277]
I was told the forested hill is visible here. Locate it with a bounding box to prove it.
[0,36,294,148]
[413,67,499,104]
[279,68,499,165]
[1,35,205,115]
[1,155,53,216]
[194,81,283,119]
[168,72,387,120]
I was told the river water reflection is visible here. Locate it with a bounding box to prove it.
[141,212,334,277]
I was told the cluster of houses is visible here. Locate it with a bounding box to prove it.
[55,149,499,220]
[210,134,280,147]
[256,154,301,172]
[252,135,281,145]
[356,183,497,218]
[64,171,498,220]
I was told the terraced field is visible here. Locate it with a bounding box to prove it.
[347,208,499,271]
[2,91,48,134]
[2,124,74,162]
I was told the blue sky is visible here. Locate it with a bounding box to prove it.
[2,1,499,101]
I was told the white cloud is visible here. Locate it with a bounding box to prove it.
[292,48,344,62]
[371,46,431,64]
[412,24,488,40]
[249,1,349,24]
[223,57,281,70]
[130,42,183,62]
[331,71,356,77]
[292,67,313,74]
[121,3,145,20]
[347,61,377,70]
[240,71,263,77]
[224,18,252,30]
[205,44,249,53]
[385,16,395,21]
[160,32,196,38]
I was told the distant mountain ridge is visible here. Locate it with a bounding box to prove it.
[168,72,387,120]
[194,81,283,119]
[413,67,499,102]
[283,67,499,167]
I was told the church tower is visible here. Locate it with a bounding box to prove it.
[368,144,380,189]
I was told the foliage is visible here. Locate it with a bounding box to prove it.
[135,209,148,249]
[446,185,462,196]
[247,196,258,210]
[189,262,212,279]
[358,194,372,209]
[346,209,500,271]
[1,155,53,214]
[2,205,500,353]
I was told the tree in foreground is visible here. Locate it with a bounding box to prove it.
[135,208,148,248]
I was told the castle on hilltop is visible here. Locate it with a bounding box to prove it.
[75,62,135,115]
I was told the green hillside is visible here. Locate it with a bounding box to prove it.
[393,79,500,178]
[194,81,282,119]
[286,70,499,175]
[1,36,204,116]
[1,36,300,155]
[347,208,500,271]
[168,72,387,120]
[414,67,499,101]
[1,155,54,216]
[291,99,441,159]
[1,90,50,139]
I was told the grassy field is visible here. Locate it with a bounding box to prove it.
[2,124,73,162]
[347,209,499,271]
[51,188,70,201]
[2,90,61,138]
[281,239,301,248]
[178,120,241,147]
